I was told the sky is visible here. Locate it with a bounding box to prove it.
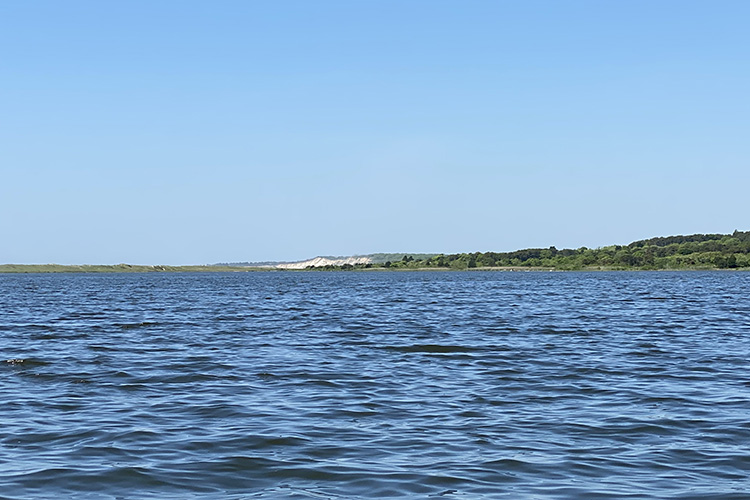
[2,1,748,265]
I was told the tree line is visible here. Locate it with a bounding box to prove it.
[306,231,750,270]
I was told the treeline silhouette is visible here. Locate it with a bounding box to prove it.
[310,231,750,270]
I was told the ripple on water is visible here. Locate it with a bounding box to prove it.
[1,271,750,499]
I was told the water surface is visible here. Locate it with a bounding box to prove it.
[2,271,749,499]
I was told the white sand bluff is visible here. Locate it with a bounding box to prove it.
[276,256,372,269]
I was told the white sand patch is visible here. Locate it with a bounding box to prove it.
[276,256,372,269]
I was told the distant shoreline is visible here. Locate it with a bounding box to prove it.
[4,231,749,273]
[0,264,272,274]
[0,264,744,274]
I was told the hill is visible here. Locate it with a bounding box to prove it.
[379,230,750,270]
[300,231,750,271]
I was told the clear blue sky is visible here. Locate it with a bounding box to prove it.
[2,1,748,264]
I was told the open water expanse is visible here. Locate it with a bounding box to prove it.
[1,271,750,499]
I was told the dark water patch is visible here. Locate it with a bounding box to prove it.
[18,323,56,331]
[86,344,117,351]
[115,321,160,329]
[380,344,484,354]
[214,315,247,321]
[4,358,49,367]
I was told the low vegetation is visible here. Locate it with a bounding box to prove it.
[0,264,267,273]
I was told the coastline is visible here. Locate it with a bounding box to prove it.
[0,264,271,274]
[0,264,745,274]
[5,232,747,274]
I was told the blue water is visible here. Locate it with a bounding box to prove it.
[1,271,750,499]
